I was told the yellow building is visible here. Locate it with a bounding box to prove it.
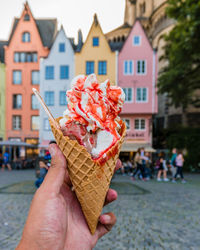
[75,14,116,85]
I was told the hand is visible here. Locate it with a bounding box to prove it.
[16,144,121,250]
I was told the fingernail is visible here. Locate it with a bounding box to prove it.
[103,215,110,223]
[49,145,56,157]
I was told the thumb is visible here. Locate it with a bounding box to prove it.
[41,144,67,193]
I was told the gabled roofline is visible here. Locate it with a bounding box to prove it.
[119,19,155,53]
[77,13,114,53]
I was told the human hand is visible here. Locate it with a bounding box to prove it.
[16,144,121,250]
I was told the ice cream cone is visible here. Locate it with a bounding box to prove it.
[49,117,126,234]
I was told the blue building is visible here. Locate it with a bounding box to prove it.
[39,26,75,146]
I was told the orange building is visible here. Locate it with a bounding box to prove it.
[4,2,57,156]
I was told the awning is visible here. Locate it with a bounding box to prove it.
[121,142,156,152]
[0,141,36,148]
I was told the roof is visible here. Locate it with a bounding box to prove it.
[109,41,124,52]
[0,40,8,63]
[8,18,57,48]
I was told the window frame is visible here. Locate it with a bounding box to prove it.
[134,118,146,131]
[86,61,95,75]
[124,119,130,131]
[12,115,22,130]
[136,87,148,103]
[133,35,141,46]
[31,70,40,85]
[22,32,31,42]
[122,88,133,103]
[31,94,39,110]
[59,91,67,106]
[44,118,51,131]
[98,61,107,75]
[123,60,134,75]
[93,37,99,47]
[13,94,22,110]
[59,43,65,52]
[31,116,40,131]
[136,60,147,75]
[44,91,54,106]
[60,65,69,79]
[45,66,54,80]
[13,70,22,85]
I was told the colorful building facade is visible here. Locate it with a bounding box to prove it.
[4,2,57,155]
[118,21,157,151]
[0,41,7,140]
[39,26,75,146]
[75,14,116,85]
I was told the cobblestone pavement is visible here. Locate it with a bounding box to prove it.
[0,170,200,250]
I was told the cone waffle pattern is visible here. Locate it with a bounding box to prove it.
[50,118,126,234]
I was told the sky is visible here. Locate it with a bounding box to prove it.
[0,0,125,42]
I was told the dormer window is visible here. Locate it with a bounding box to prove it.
[93,37,99,47]
[133,36,141,46]
[22,32,30,42]
[24,14,30,21]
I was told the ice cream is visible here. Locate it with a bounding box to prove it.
[59,74,125,161]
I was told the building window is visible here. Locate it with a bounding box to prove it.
[22,32,30,42]
[33,53,37,62]
[14,53,20,62]
[123,88,133,102]
[59,43,65,52]
[86,61,94,75]
[31,94,39,110]
[27,53,32,62]
[124,60,134,75]
[44,118,51,131]
[137,60,146,74]
[123,119,130,130]
[93,37,99,46]
[98,61,107,75]
[136,88,148,102]
[21,52,26,62]
[13,70,22,84]
[45,66,54,80]
[135,119,146,130]
[133,36,141,46]
[32,71,40,84]
[60,66,69,79]
[31,116,39,130]
[13,94,22,109]
[59,91,67,105]
[45,91,54,106]
[24,14,30,21]
[12,115,21,130]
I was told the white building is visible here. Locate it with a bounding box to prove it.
[39,26,75,147]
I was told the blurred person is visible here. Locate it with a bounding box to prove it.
[144,152,152,180]
[170,148,177,177]
[132,148,146,180]
[157,152,169,181]
[172,151,186,183]
[17,143,120,250]
[1,149,12,171]
[35,159,49,188]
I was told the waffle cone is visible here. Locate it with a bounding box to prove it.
[50,118,126,234]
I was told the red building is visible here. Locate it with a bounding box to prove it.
[4,2,57,156]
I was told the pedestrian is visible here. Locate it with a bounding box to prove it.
[170,148,177,178]
[144,152,152,180]
[172,151,186,183]
[35,159,49,188]
[1,149,12,171]
[157,152,169,181]
[132,148,146,180]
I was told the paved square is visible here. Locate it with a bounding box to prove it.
[0,170,199,249]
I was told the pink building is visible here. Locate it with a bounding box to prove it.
[118,20,157,152]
